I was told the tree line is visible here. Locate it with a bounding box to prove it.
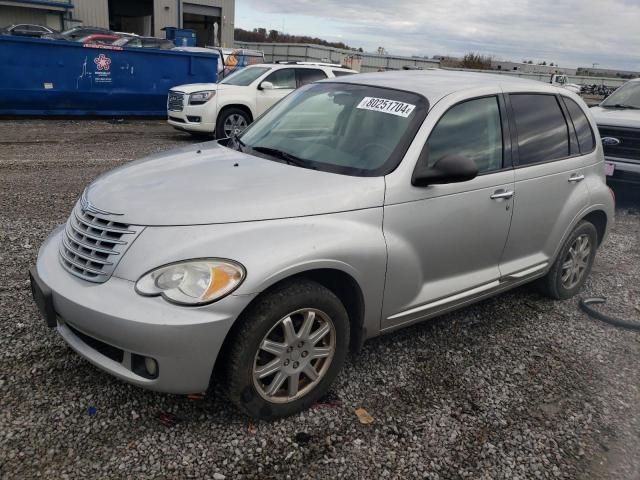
[234,27,364,52]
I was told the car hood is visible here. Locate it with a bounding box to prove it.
[171,83,246,94]
[84,142,385,226]
[591,106,640,128]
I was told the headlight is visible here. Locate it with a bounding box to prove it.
[135,259,245,306]
[189,91,215,105]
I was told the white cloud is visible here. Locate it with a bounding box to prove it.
[237,0,640,70]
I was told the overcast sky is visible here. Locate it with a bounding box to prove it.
[236,0,640,71]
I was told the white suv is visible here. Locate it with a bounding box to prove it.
[167,63,357,138]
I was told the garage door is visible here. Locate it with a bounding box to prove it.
[182,3,222,17]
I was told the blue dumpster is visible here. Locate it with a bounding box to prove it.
[162,27,196,47]
[0,35,218,116]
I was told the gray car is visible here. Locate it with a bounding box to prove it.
[30,70,615,419]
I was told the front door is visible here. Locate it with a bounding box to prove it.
[382,95,514,329]
[255,68,296,116]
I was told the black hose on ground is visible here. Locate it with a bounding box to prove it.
[579,297,640,331]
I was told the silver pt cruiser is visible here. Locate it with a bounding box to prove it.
[30,70,615,419]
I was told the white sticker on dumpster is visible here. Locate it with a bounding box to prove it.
[356,97,416,117]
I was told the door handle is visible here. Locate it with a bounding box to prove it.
[568,174,585,183]
[490,190,514,200]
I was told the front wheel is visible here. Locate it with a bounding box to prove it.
[215,108,250,139]
[225,280,350,419]
[539,221,598,300]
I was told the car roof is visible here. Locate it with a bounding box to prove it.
[329,69,556,102]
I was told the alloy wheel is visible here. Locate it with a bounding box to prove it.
[252,308,336,403]
[223,114,248,137]
[561,234,591,289]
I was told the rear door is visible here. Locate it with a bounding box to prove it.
[499,93,590,278]
[255,68,296,115]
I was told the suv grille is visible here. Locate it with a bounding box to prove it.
[168,91,184,112]
[599,126,640,162]
[59,202,143,283]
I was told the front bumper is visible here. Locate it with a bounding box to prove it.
[34,227,256,394]
[605,157,640,185]
[167,104,216,134]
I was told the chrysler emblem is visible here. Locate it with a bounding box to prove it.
[80,189,122,216]
[601,137,621,146]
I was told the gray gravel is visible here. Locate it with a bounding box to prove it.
[1,119,639,479]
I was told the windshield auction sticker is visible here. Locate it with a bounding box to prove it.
[356,97,416,117]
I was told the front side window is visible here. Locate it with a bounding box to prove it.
[263,69,296,89]
[426,97,503,174]
[511,94,570,165]
[235,83,427,176]
[296,69,328,87]
[562,97,596,153]
[219,66,270,86]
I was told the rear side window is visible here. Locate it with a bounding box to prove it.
[332,70,353,77]
[511,94,569,165]
[296,69,328,87]
[426,96,503,174]
[562,97,596,153]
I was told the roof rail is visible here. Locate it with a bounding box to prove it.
[275,61,345,68]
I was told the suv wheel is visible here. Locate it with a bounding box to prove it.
[539,221,598,300]
[225,280,349,419]
[216,108,250,139]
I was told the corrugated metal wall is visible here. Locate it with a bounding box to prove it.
[233,41,440,72]
[73,0,109,28]
[449,67,626,88]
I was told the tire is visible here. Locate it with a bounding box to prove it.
[215,107,251,139]
[539,221,598,300]
[225,279,350,420]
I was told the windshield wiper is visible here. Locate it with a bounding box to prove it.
[230,133,245,151]
[250,146,317,169]
[603,103,640,110]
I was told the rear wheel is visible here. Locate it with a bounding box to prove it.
[216,108,250,139]
[539,221,598,300]
[225,280,349,419]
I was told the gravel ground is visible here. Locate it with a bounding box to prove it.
[1,119,639,480]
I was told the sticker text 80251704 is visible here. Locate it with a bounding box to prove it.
[356,97,416,118]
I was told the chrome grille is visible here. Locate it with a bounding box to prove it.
[168,91,185,111]
[59,202,143,283]
[599,126,640,163]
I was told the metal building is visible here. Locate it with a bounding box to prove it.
[0,0,235,47]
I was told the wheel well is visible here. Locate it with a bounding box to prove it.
[582,210,607,246]
[218,104,253,123]
[214,268,366,381]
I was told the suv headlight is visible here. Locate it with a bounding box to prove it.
[189,91,216,105]
[135,259,245,306]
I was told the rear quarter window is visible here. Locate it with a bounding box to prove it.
[562,97,596,153]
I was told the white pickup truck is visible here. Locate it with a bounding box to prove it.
[550,74,581,94]
[590,78,640,186]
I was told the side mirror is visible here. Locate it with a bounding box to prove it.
[412,154,478,186]
[259,81,274,90]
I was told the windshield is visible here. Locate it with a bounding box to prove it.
[220,66,270,86]
[601,81,640,109]
[235,83,427,176]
